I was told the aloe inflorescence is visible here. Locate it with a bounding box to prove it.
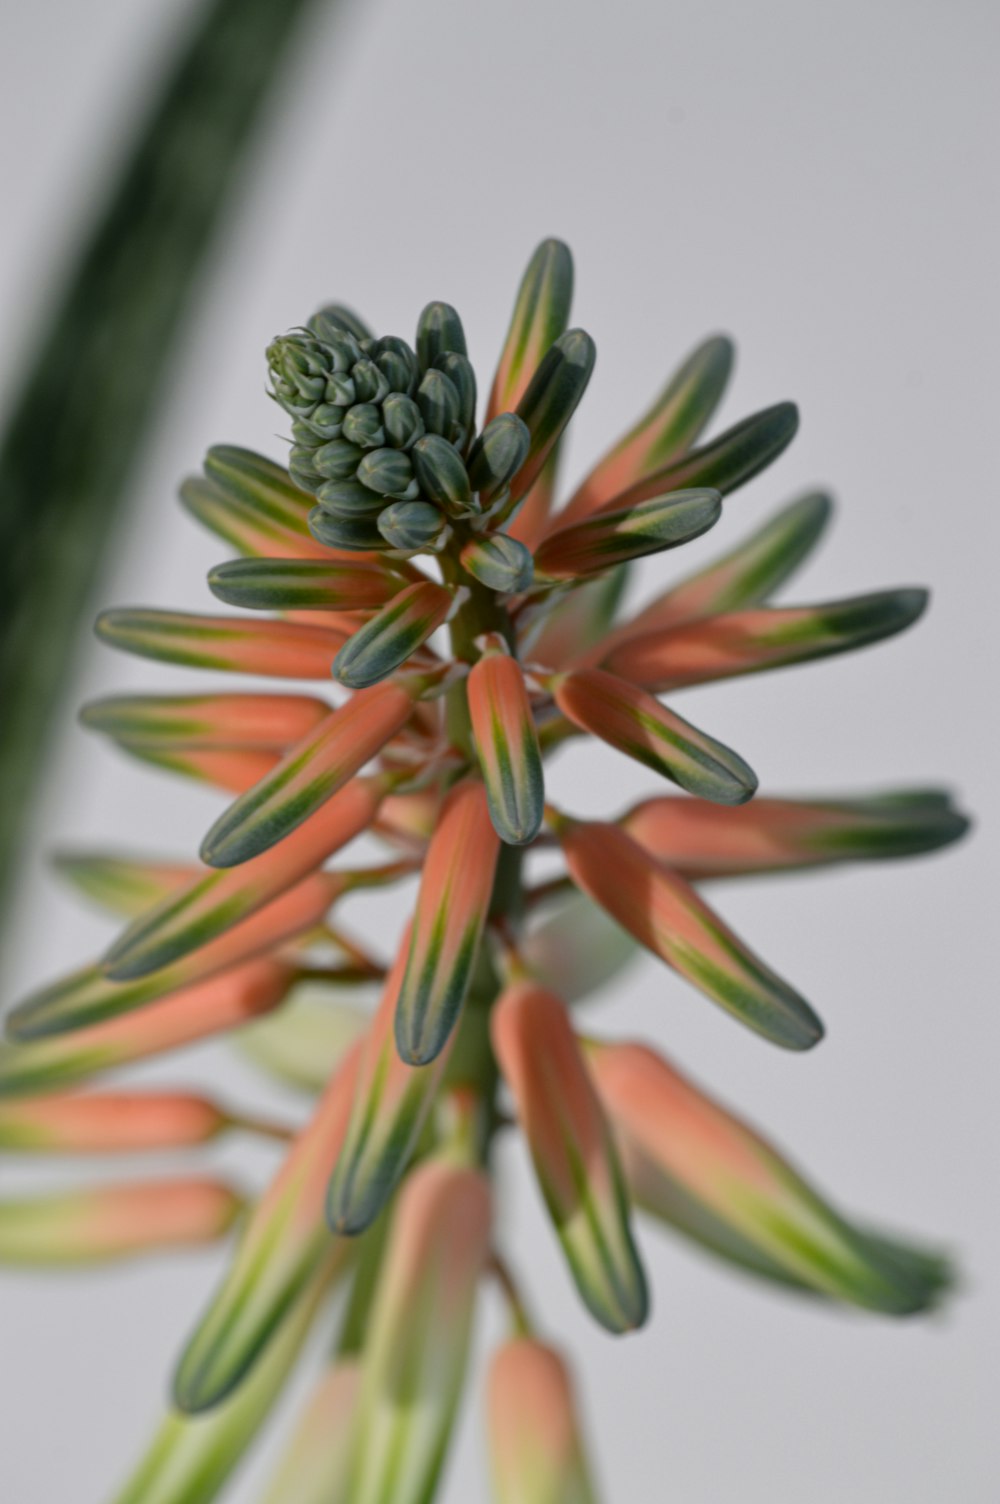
[2,241,967,1501]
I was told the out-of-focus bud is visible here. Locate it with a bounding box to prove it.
[467,642,544,845]
[395,780,501,1065]
[181,445,331,562]
[0,1090,228,1154]
[491,983,648,1334]
[347,1159,492,1504]
[460,534,534,594]
[511,329,596,502]
[488,1337,600,1504]
[260,1358,362,1504]
[95,608,350,680]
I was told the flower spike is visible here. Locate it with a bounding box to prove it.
[553,813,823,1050]
[553,666,758,806]
[394,779,501,1065]
[467,642,545,844]
[488,1337,600,1504]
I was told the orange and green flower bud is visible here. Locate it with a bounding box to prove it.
[201,682,418,868]
[105,776,384,980]
[553,666,757,806]
[571,401,800,524]
[394,780,501,1065]
[113,742,281,794]
[467,645,544,844]
[0,1177,242,1266]
[604,588,929,691]
[333,580,453,690]
[181,446,334,562]
[488,1337,599,1504]
[553,814,823,1051]
[0,959,295,1098]
[0,1090,228,1154]
[173,1041,362,1412]
[81,691,330,754]
[260,1359,361,1504]
[622,788,970,879]
[564,334,734,523]
[95,609,349,679]
[467,413,532,505]
[8,870,340,1039]
[112,1259,334,1504]
[373,786,443,850]
[491,983,648,1334]
[238,984,370,1094]
[488,239,574,419]
[511,330,597,506]
[534,489,721,579]
[528,568,628,669]
[53,850,195,920]
[618,490,833,634]
[328,926,452,1234]
[589,1040,951,1314]
[460,533,535,594]
[347,1159,492,1504]
[207,557,404,613]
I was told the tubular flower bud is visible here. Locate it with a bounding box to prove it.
[333,581,453,690]
[467,644,544,844]
[553,814,823,1051]
[488,1337,599,1504]
[260,1359,361,1504]
[460,533,535,594]
[347,1160,492,1504]
[0,1090,228,1154]
[534,489,721,579]
[394,779,501,1065]
[553,666,757,806]
[588,1040,950,1314]
[181,445,335,561]
[173,1041,362,1413]
[95,608,350,679]
[207,557,404,613]
[491,983,648,1334]
[328,925,453,1234]
[81,690,330,753]
[0,1177,243,1266]
[201,681,419,868]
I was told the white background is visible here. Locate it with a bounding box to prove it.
[0,1,997,1499]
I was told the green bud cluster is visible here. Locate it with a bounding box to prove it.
[267,303,533,573]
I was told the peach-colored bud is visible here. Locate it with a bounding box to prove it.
[488,1337,599,1504]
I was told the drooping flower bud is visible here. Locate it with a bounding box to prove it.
[488,1337,600,1504]
[491,982,648,1334]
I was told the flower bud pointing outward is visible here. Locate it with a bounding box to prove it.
[467,644,544,844]
[333,580,453,690]
[395,779,501,1065]
[95,609,350,679]
[587,1040,950,1314]
[488,1337,600,1504]
[491,983,648,1334]
[534,489,721,579]
[327,925,453,1235]
[347,1159,492,1504]
[552,814,823,1051]
[0,1090,229,1154]
[460,533,535,594]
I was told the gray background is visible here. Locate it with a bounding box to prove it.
[0,0,997,1499]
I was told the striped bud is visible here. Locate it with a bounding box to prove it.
[383,392,425,450]
[467,413,532,503]
[0,1178,242,1266]
[435,351,477,441]
[8,871,339,1040]
[411,433,473,514]
[173,1042,362,1412]
[0,959,295,1098]
[377,499,446,551]
[534,489,721,579]
[54,851,194,920]
[316,478,387,514]
[416,300,467,368]
[589,1040,951,1313]
[416,369,464,445]
[309,506,386,553]
[491,983,648,1333]
[467,647,544,844]
[95,609,349,679]
[604,589,929,691]
[333,581,452,690]
[553,666,757,806]
[512,329,596,504]
[327,926,452,1234]
[347,1160,492,1504]
[105,778,384,980]
[356,447,419,501]
[563,334,734,521]
[201,682,418,868]
[180,445,331,562]
[260,1359,361,1504]
[0,1090,228,1154]
[394,780,501,1065]
[488,1338,599,1504]
[208,557,403,614]
[313,437,364,480]
[460,533,534,594]
[488,239,574,420]
[553,815,823,1051]
[622,789,970,879]
[81,691,330,753]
